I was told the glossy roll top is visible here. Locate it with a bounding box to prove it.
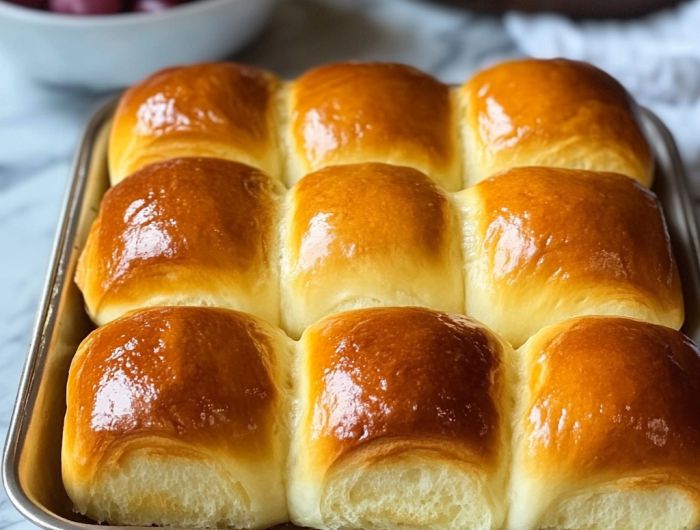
[109,59,654,191]
[62,306,292,528]
[458,166,683,347]
[280,162,464,338]
[109,63,280,185]
[509,316,700,530]
[286,62,460,189]
[289,307,513,530]
[460,58,653,186]
[76,157,283,326]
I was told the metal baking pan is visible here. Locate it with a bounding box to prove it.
[3,99,700,530]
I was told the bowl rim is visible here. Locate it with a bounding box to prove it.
[0,0,246,26]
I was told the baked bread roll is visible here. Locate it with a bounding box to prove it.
[62,306,292,528]
[289,307,513,530]
[457,166,682,347]
[459,58,653,186]
[76,157,282,326]
[509,316,700,530]
[285,62,461,190]
[280,162,464,338]
[109,63,280,185]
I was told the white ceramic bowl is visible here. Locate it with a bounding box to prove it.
[0,0,277,90]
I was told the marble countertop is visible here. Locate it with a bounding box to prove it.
[0,0,697,527]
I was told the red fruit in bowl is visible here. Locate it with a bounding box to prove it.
[48,0,124,14]
[132,0,180,11]
[5,0,48,8]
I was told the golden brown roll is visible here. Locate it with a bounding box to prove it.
[76,157,282,326]
[457,166,682,347]
[109,63,280,185]
[289,307,513,530]
[285,62,461,190]
[280,162,464,338]
[62,306,292,528]
[509,316,700,530]
[459,58,653,186]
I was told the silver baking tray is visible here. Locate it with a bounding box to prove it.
[3,99,700,530]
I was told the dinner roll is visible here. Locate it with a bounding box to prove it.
[459,58,653,186]
[109,63,280,185]
[509,316,700,530]
[76,157,282,326]
[62,306,292,528]
[457,166,682,347]
[280,163,464,338]
[289,307,513,530]
[285,62,461,189]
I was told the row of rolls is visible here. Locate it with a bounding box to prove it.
[63,58,699,529]
[108,59,654,190]
[63,306,700,529]
[78,156,682,347]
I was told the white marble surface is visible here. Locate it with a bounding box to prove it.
[0,0,697,528]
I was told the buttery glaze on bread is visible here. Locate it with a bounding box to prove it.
[510,316,700,530]
[280,162,464,338]
[459,58,653,186]
[61,306,292,528]
[76,157,283,326]
[457,166,683,347]
[285,62,461,189]
[67,59,696,530]
[289,307,513,530]
[109,63,280,185]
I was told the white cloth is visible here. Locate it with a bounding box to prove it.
[504,1,700,194]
